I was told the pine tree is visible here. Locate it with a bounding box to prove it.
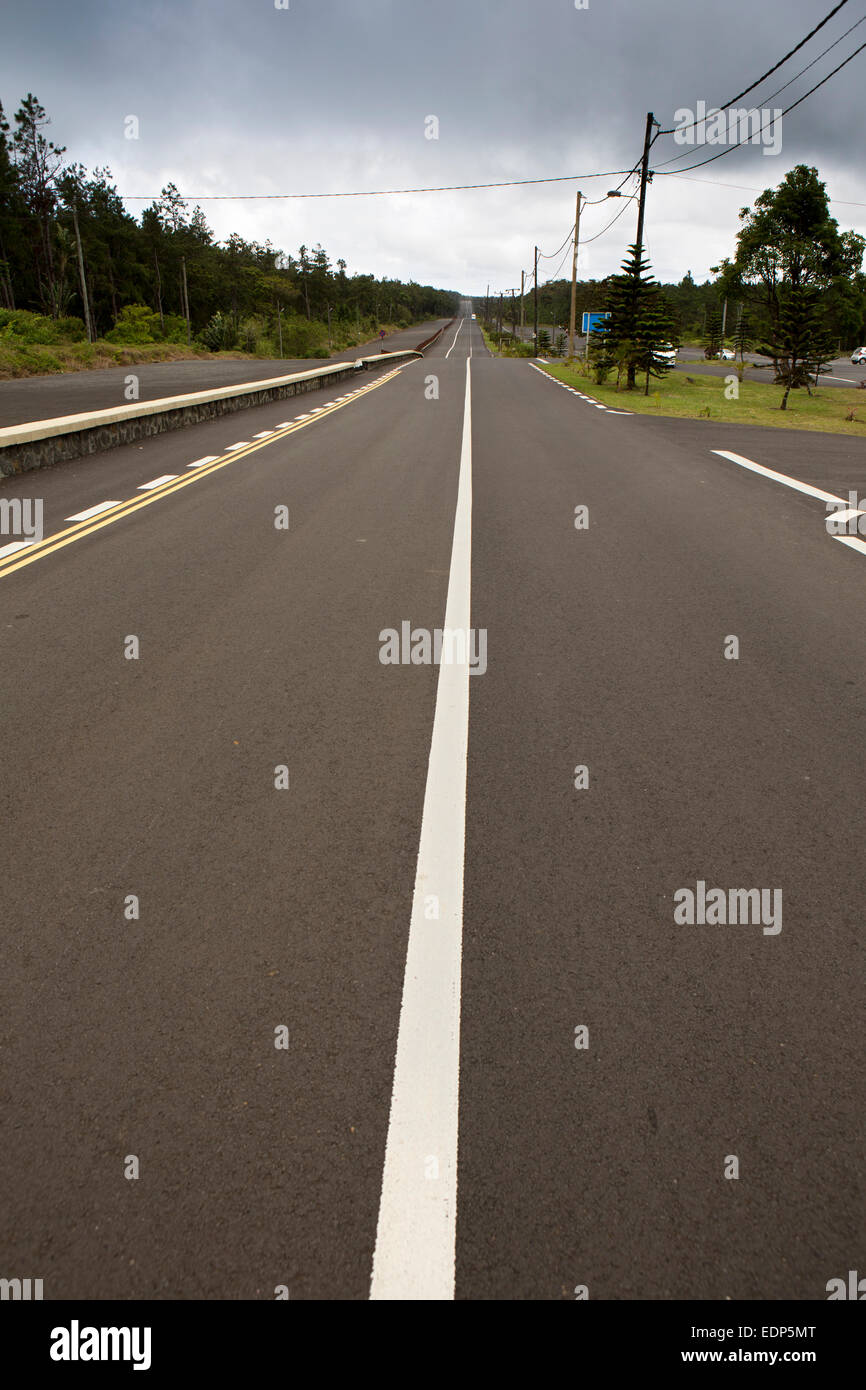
[703,305,723,358]
[592,245,674,391]
[760,285,835,409]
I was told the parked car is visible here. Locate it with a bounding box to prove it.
[655,344,678,362]
[718,347,735,360]
[851,346,866,365]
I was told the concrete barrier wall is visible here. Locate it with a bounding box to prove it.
[0,344,431,478]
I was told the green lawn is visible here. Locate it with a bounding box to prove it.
[539,362,866,437]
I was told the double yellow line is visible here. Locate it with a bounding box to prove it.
[0,365,405,581]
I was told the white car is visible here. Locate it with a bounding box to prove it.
[851,346,866,365]
[656,344,678,362]
[718,347,735,360]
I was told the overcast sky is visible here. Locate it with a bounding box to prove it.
[3,0,865,293]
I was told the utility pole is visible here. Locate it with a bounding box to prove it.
[181,255,191,346]
[628,111,656,388]
[511,287,516,336]
[486,283,490,326]
[498,291,503,347]
[533,247,539,355]
[568,189,582,360]
[71,202,93,343]
[520,269,525,334]
[635,111,655,261]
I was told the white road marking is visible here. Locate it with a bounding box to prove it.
[829,508,865,524]
[226,441,251,450]
[0,540,34,558]
[834,535,866,555]
[371,358,473,1302]
[187,456,220,469]
[445,318,464,359]
[711,450,844,506]
[253,431,275,438]
[138,475,178,490]
[65,500,122,520]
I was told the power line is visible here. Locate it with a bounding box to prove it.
[664,171,866,209]
[656,40,866,175]
[657,0,852,136]
[120,168,637,202]
[654,12,866,172]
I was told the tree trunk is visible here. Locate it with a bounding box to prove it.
[154,252,164,329]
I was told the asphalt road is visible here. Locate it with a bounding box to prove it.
[0,301,863,1301]
[0,318,451,427]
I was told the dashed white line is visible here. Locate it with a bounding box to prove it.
[226,442,251,451]
[253,431,275,439]
[138,475,179,490]
[371,357,473,1302]
[65,500,122,520]
[187,456,220,469]
[834,536,866,555]
[0,539,34,558]
[711,450,844,506]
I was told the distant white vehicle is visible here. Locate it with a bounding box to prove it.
[851,346,866,365]
[471,313,476,320]
[718,347,735,360]
[656,344,678,362]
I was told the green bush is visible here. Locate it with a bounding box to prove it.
[0,308,86,343]
[104,304,188,344]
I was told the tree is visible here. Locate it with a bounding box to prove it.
[592,245,674,391]
[716,165,865,372]
[635,292,677,395]
[11,94,66,315]
[761,285,835,410]
[703,305,723,359]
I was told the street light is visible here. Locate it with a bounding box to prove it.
[568,189,626,360]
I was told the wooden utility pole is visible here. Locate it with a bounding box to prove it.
[568,190,582,360]
[629,111,656,388]
[520,269,525,333]
[71,203,93,343]
[635,112,655,261]
[533,247,539,354]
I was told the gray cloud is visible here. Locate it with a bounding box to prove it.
[3,0,864,291]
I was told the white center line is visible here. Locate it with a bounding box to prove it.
[138,475,178,490]
[66,500,122,520]
[370,357,473,1302]
[444,318,464,359]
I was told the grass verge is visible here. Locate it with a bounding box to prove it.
[539,361,866,437]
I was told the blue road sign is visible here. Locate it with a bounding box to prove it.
[582,311,610,335]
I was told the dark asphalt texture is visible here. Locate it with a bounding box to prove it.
[0,303,863,1300]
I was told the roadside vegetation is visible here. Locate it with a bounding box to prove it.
[540,359,866,437]
[0,93,458,379]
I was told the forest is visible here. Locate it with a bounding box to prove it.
[0,94,460,365]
